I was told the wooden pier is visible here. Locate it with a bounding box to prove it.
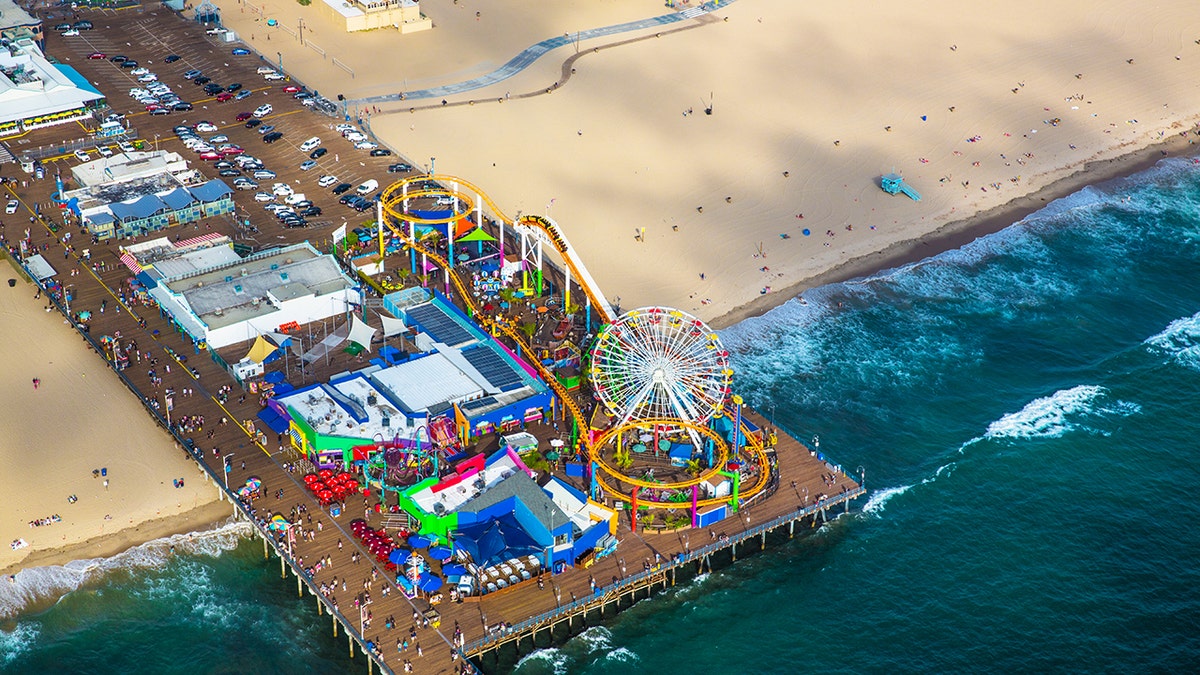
[2,180,865,675]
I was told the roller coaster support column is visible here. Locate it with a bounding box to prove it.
[586,303,591,333]
[731,395,744,458]
[564,261,572,315]
[536,240,544,295]
[691,484,699,527]
[630,486,640,531]
[445,212,454,296]
[377,200,385,258]
[590,459,600,500]
[520,230,529,291]
[409,219,417,276]
[498,213,505,268]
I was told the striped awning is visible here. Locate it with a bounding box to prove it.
[173,232,224,249]
[119,252,141,274]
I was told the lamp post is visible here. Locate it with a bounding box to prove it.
[429,156,435,177]
[277,51,283,71]
[153,133,159,152]
[223,452,236,491]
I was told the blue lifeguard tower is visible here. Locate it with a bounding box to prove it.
[881,172,921,201]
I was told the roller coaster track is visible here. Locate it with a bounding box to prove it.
[379,178,770,509]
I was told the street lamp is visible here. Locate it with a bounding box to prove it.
[153,133,159,152]
[222,452,236,491]
[429,156,435,177]
[277,51,283,71]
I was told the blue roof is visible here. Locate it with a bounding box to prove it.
[188,179,233,203]
[160,187,196,210]
[110,194,167,222]
[462,345,525,392]
[406,302,474,346]
[88,211,115,225]
[54,65,103,98]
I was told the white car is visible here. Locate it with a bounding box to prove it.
[205,26,226,35]
[62,29,79,37]
[335,123,355,134]
[196,122,219,132]
[208,134,229,144]
[263,72,285,81]
[299,136,321,153]
[317,174,338,187]
[130,67,149,76]
[5,199,18,214]
[234,155,260,167]
[73,149,90,161]
[117,141,136,153]
[354,141,378,150]
[344,131,366,142]
[96,145,113,158]
[137,74,158,83]
[253,104,273,117]
[256,66,277,75]
[254,192,274,202]
[272,182,294,196]
[128,88,148,98]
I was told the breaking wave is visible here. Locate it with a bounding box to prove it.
[1144,309,1200,371]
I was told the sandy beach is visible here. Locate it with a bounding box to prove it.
[0,266,225,576]
[210,0,1200,326]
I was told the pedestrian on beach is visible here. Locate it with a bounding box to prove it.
[32,378,39,389]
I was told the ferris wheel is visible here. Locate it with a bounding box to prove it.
[589,307,733,426]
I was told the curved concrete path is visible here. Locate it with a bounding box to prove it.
[349,1,732,105]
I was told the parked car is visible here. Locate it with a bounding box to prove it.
[253,104,273,117]
[331,183,353,195]
[235,89,253,101]
[262,132,283,143]
[309,148,328,160]
[257,66,277,75]
[282,85,301,93]
[183,69,202,80]
[218,168,241,177]
[232,47,251,56]
[299,136,321,153]
[354,141,378,151]
[226,83,243,92]
[204,84,225,96]
[110,55,128,63]
[252,169,277,180]
[299,160,318,171]
[263,72,285,81]
[199,151,221,161]
[150,107,172,116]
[234,180,259,191]
[205,26,225,35]
[272,183,294,196]
[73,20,93,30]
[369,148,392,157]
[5,199,18,214]
[387,163,412,173]
[245,119,262,129]
[120,60,138,69]
[164,54,181,63]
[216,92,234,102]
[300,206,322,217]
[254,192,274,202]
[256,124,276,135]
[73,149,90,161]
[62,28,79,37]
[196,121,218,132]
[356,179,379,195]
[172,102,194,111]
[87,52,106,60]
[193,76,211,85]
[317,174,338,187]
[130,67,149,76]
[117,141,136,153]
[137,74,159,83]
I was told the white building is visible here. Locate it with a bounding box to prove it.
[0,38,104,136]
[71,151,192,188]
[137,241,359,349]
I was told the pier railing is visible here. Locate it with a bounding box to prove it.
[461,484,866,655]
[12,254,394,674]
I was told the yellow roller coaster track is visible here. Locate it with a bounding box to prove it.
[378,176,771,509]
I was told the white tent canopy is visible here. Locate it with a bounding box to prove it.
[347,315,377,352]
[381,315,409,338]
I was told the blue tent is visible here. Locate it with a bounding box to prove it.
[418,573,443,592]
[452,513,544,569]
[442,563,467,576]
[408,534,432,549]
[428,545,453,561]
[388,548,411,565]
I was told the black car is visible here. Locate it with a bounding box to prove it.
[204,84,224,96]
[332,183,353,195]
[283,220,308,229]
[193,76,211,86]
[120,60,138,69]
[53,23,71,31]
[74,20,93,30]
[164,54,181,63]
[387,163,412,173]
[110,55,128,63]
[172,102,194,111]
[369,148,392,157]
[300,206,322,217]
[262,132,283,143]
[292,200,314,210]
[226,83,243,93]
[244,119,262,129]
[218,168,241,177]
[309,147,327,160]
[338,194,355,205]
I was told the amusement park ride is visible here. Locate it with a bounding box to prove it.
[371,175,773,530]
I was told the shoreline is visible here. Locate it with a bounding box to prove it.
[707,131,1199,329]
[1,500,233,578]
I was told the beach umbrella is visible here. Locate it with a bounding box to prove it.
[408,534,431,549]
[318,468,334,480]
[428,545,453,561]
[442,563,467,576]
[418,573,443,592]
[389,548,411,565]
[318,489,333,503]
[303,473,321,485]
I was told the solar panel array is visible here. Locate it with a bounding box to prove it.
[463,347,525,392]
[407,303,474,346]
[459,396,498,413]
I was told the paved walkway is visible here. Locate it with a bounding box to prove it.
[349,1,732,105]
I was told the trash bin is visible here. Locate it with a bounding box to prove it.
[101,467,107,477]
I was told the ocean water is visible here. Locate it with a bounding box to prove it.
[6,159,1200,673]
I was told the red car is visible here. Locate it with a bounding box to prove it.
[219,146,244,156]
[199,151,221,161]
[145,103,162,112]
[216,92,234,102]
[87,52,107,59]
[235,112,252,121]
[282,85,301,93]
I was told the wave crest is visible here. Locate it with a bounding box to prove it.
[0,520,252,621]
[1145,309,1200,371]
[984,385,1139,441]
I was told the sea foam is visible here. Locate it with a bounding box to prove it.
[514,647,569,675]
[0,520,252,621]
[982,385,1139,441]
[1144,310,1200,371]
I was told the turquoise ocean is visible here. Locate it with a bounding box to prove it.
[5,159,1200,673]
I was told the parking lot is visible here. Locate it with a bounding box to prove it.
[14,3,418,246]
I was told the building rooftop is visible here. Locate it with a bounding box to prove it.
[71,151,190,188]
[370,349,485,416]
[0,41,104,125]
[0,0,39,30]
[278,375,408,441]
